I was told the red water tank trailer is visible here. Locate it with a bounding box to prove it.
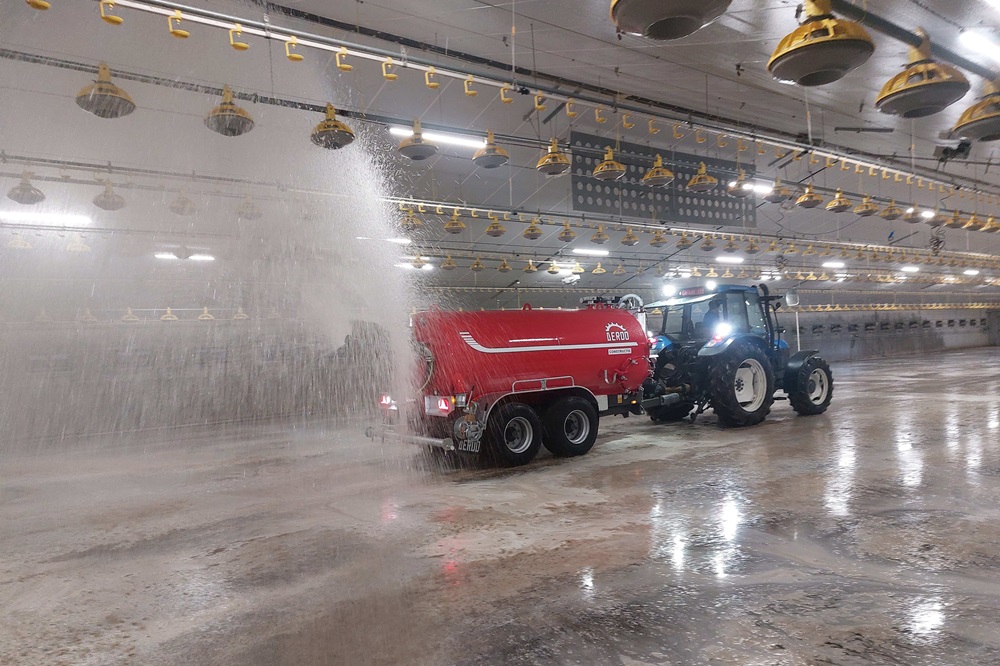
[378,303,656,466]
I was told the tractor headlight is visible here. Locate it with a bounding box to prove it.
[713,322,733,339]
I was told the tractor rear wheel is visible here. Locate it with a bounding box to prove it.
[708,340,775,427]
[788,356,834,415]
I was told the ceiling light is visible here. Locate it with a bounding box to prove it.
[205,85,254,137]
[981,215,998,232]
[943,210,966,229]
[901,265,920,273]
[574,248,610,257]
[524,259,538,273]
[189,254,215,261]
[76,62,136,119]
[953,76,1000,142]
[964,269,980,276]
[822,261,846,268]
[592,148,626,181]
[752,183,774,195]
[610,0,731,40]
[386,237,411,245]
[642,154,675,187]
[961,29,1000,65]
[470,257,486,272]
[394,262,434,271]
[391,124,483,151]
[767,0,874,87]
[155,252,180,260]
[716,255,744,264]
[26,0,51,9]
[876,29,969,118]
[686,162,717,192]
[536,139,572,176]
[93,182,126,211]
[472,130,510,169]
[7,172,45,205]
[795,183,824,208]
[0,211,91,226]
[921,209,936,218]
[311,103,355,149]
[825,188,852,213]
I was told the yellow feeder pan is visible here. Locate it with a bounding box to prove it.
[593,148,626,181]
[398,119,438,161]
[676,233,694,250]
[592,262,607,275]
[825,188,852,213]
[726,169,752,197]
[93,182,125,211]
[524,259,539,273]
[942,211,966,229]
[642,154,674,187]
[169,194,196,216]
[311,104,355,149]
[609,0,731,40]
[767,0,874,87]
[591,226,610,244]
[536,139,571,176]
[613,263,627,275]
[401,210,422,232]
[443,211,466,234]
[880,200,903,220]
[722,238,739,253]
[981,215,999,232]
[441,256,458,270]
[547,261,561,275]
[557,222,577,243]
[485,220,506,237]
[745,239,761,254]
[923,209,944,227]
[160,307,179,322]
[237,197,262,221]
[121,307,140,322]
[621,228,640,246]
[963,214,985,231]
[76,63,136,119]
[763,178,793,203]
[470,257,486,272]
[876,29,969,118]
[650,230,669,247]
[853,195,879,217]
[700,236,717,252]
[473,131,510,169]
[205,86,254,137]
[198,308,215,321]
[902,206,923,224]
[523,219,543,240]
[686,162,717,192]
[795,183,824,209]
[953,76,1000,142]
[232,307,250,320]
[7,172,45,205]
[498,258,512,273]
[572,262,586,274]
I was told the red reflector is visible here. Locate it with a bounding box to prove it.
[379,394,392,406]
[437,397,451,412]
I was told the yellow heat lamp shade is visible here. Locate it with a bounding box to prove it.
[621,228,640,246]
[676,233,694,250]
[880,200,903,220]
[441,256,458,270]
[642,154,675,187]
[485,220,506,237]
[76,63,135,119]
[523,219,543,240]
[700,236,717,252]
[613,263,627,275]
[7,172,45,205]
[592,262,607,275]
[876,29,969,118]
[497,258,512,273]
[818,272,830,281]
[311,104,355,149]
[609,0,731,40]
[767,0,874,87]
[160,307,179,321]
[470,257,486,272]
[7,232,32,249]
[854,195,879,217]
[444,211,466,234]
[473,131,510,169]
[557,222,577,243]
[825,188,852,213]
[745,239,761,254]
[953,76,1000,142]
[572,262,586,274]
[795,183,824,208]
[547,261,560,275]
[524,259,539,273]
[26,0,50,9]
[727,169,752,197]
[943,210,965,229]
[650,230,669,247]
[536,139,572,176]
[398,119,438,161]
[963,213,986,231]
[198,307,215,321]
[592,148,626,181]
[205,86,254,137]
[591,226,610,244]
[93,182,126,211]
[686,162,717,192]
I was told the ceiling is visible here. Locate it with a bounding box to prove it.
[1,0,999,315]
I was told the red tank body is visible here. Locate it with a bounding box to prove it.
[412,305,650,405]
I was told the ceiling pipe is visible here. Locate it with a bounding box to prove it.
[829,0,999,81]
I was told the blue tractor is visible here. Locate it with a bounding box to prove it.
[642,283,832,426]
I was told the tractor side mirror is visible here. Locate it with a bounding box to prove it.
[785,289,800,307]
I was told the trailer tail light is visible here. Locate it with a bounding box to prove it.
[425,395,455,417]
[379,394,398,411]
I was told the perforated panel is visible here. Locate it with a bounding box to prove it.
[570,131,757,229]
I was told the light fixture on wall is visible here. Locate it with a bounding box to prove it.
[876,29,969,118]
[311,104,355,149]
[642,155,675,186]
[593,148,626,181]
[825,188,852,213]
[953,77,1000,142]
[609,0,731,40]
[795,183,824,208]
[7,172,46,205]
[93,181,125,211]
[767,0,874,86]
[536,139,572,176]
[472,131,510,169]
[686,162,717,192]
[205,86,254,137]
[397,119,439,161]
[76,63,135,119]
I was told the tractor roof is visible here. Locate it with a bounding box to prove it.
[647,283,757,308]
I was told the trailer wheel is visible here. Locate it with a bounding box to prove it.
[708,340,775,427]
[543,397,599,457]
[788,356,833,415]
[484,403,543,467]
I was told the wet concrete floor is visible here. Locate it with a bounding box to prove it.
[3,348,1000,665]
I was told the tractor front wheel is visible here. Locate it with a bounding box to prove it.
[788,356,834,415]
[708,341,775,427]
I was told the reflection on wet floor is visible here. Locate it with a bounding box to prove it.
[3,349,1000,664]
